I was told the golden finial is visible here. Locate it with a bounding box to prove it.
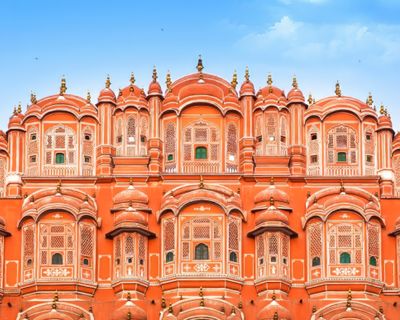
[199,176,204,189]
[385,108,388,116]
[52,303,57,310]
[53,290,59,302]
[17,102,22,114]
[83,194,89,202]
[273,312,279,320]
[168,304,173,313]
[127,292,131,301]
[127,311,132,320]
[366,92,373,106]
[13,106,17,115]
[24,314,29,320]
[270,177,274,185]
[56,180,62,194]
[166,71,172,92]
[272,291,276,300]
[105,75,111,88]
[270,196,275,207]
[129,177,133,186]
[118,88,122,97]
[161,297,166,308]
[340,180,345,194]
[197,55,204,73]
[335,81,341,97]
[130,72,135,85]
[231,307,236,315]
[231,70,238,89]
[312,305,317,313]
[199,286,204,297]
[88,307,93,313]
[379,306,384,314]
[347,289,352,301]
[308,93,313,105]
[30,92,37,104]
[267,74,273,86]
[244,66,250,81]
[87,91,91,103]
[238,301,243,309]
[152,66,158,82]
[380,104,385,115]
[292,75,298,88]
[60,77,67,95]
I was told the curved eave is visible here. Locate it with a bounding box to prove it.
[247,223,298,238]
[105,226,156,239]
[304,105,378,122]
[23,109,99,124]
[114,103,149,114]
[0,229,11,237]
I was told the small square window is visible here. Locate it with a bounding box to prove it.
[55,153,65,164]
[84,133,91,141]
[139,259,144,265]
[256,135,262,142]
[366,133,371,141]
[310,155,318,163]
[117,136,123,143]
[82,258,90,266]
[140,135,146,143]
[259,258,264,265]
[283,257,287,265]
[311,133,317,140]
[127,257,133,264]
[84,156,91,163]
[30,155,37,163]
[280,136,286,143]
[30,133,37,141]
[337,152,347,162]
[270,256,277,263]
[366,155,373,163]
[167,154,174,161]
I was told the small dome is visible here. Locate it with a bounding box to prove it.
[98,87,116,103]
[287,88,305,103]
[148,81,163,96]
[114,208,147,227]
[257,299,291,320]
[8,112,23,128]
[378,113,392,129]
[113,183,149,210]
[255,207,289,226]
[240,80,255,96]
[254,182,290,206]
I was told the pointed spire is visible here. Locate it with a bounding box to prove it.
[152,66,158,82]
[17,102,22,114]
[366,92,373,106]
[273,312,279,320]
[197,55,204,73]
[30,92,37,104]
[166,71,172,92]
[87,91,91,103]
[269,196,275,207]
[335,81,341,97]
[244,66,250,81]
[105,75,111,88]
[308,93,313,105]
[231,70,238,89]
[60,77,67,95]
[13,106,17,115]
[130,72,135,85]
[292,75,298,89]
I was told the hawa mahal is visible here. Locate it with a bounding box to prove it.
[0,58,400,319]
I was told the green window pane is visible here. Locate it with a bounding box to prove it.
[340,252,351,264]
[55,153,65,164]
[167,154,173,161]
[312,256,321,267]
[195,243,209,260]
[195,147,207,159]
[166,252,174,263]
[369,256,377,266]
[337,152,347,162]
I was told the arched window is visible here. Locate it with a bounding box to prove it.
[44,125,77,175]
[226,122,238,172]
[82,127,94,176]
[52,253,63,265]
[312,256,321,267]
[164,122,176,172]
[229,251,238,262]
[195,146,207,159]
[26,127,39,176]
[307,126,321,175]
[166,251,174,263]
[126,116,136,156]
[195,243,209,260]
[280,117,287,155]
[340,252,351,264]
[369,256,377,266]
[327,125,358,170]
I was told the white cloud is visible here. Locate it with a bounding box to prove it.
[238,16,400,63]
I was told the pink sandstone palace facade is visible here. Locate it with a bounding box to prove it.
[0,59,400,319]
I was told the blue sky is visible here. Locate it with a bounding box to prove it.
[0,0,399,130]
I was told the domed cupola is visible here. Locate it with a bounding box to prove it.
[112,179,150,212]
[8,105,23,129]
[98,76,117,104]
[393,131,400,152]
[116,73,148,110]
[377,104,393,131]
[147,67,163,97]
[112,292,147,320]
[253,178,290,211]
[287,75,305,104]
[239,67,255,97]
[255,74,287,108]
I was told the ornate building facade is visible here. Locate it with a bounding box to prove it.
[0,59,400,319]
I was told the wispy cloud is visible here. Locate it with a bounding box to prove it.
[238,16,400,63]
